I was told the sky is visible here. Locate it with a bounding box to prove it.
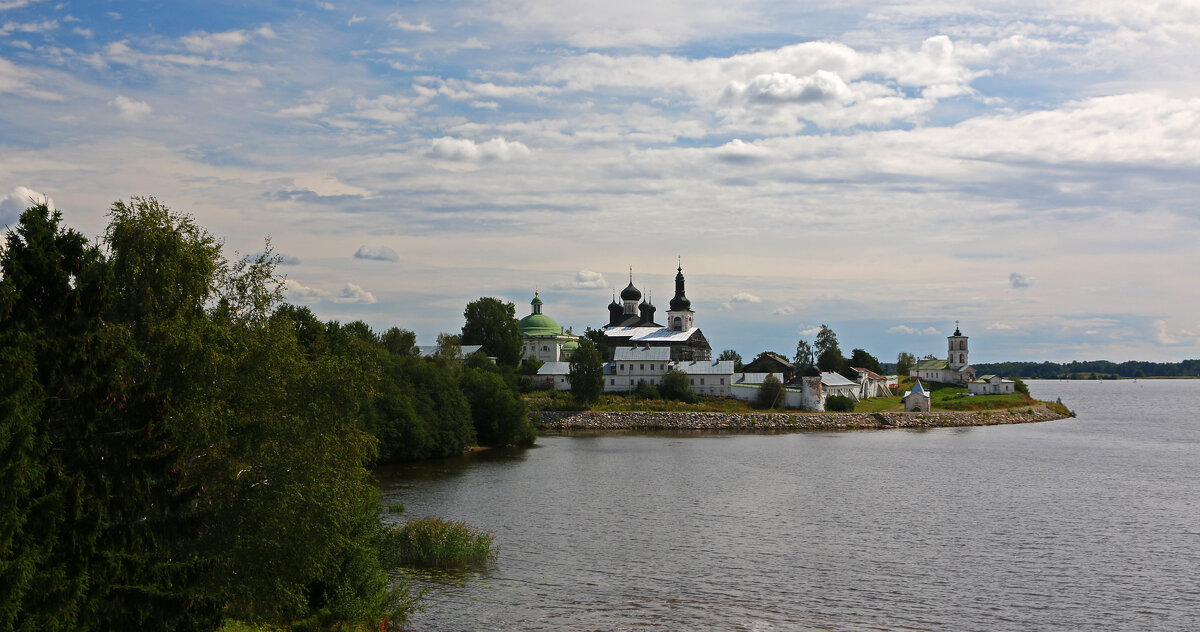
[2,0,1199,364]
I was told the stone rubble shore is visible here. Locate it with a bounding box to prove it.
[533,405,1073,432]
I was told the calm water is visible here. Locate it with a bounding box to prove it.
[379,380,1200,631]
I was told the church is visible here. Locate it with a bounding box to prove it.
[601,264,712,362]
[518,292,579,363]
[910,323,976,385]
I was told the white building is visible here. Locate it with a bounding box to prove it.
[519,292,579,363]
[969,374,1015,395]
[601,346,734,395]
[820,371,859,400]
[911,323,976,385]
[903,379,931,412]
[602,265,711,361]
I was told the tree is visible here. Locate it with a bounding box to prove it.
[756,374,784,409]
[460,367,535,447]
[582,326,611,361]
[436,332,463,362]
[848,348,882,374]
[717,349,744,372]
[814,324,846,373]
[567,338,604,404]
[659,369,698,403]
[825,395,855,412]
[794,339,813,370]
[895,352,916,377]
[461,297,522,366]
[381,326,417,356]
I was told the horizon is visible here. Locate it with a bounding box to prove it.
[3,1,1198,363]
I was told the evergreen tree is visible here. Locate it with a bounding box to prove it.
[717,349,744,372]
[895,352,916,377]
[814,325,846,373]
[848,348,882,374]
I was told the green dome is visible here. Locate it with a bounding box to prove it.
[561,339,579,351]
[519,312,562,336]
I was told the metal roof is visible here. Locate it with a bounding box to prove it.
[820,371,857,387]
[416,344,484,358]
[537,361,571,376]
[674,360,735,375]
[734,372,785,384]
[603,326,698,343]
[613,346,671,361]
[914,358,949,371]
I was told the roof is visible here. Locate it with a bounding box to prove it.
[603,326,700,343]
[820,372,857,387]
[906,379,928,397]
[537,361,571,376]
[416,344,484,358]
[852,367,886,380]
[674,360,735,375]
[613,346,671,362]
[734,372,785,385]
[914,358,949,371]
[519,312,564,337]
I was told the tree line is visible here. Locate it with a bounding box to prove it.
[971,359,1200,379]
[0,199,534,631]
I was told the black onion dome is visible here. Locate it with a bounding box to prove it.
[669,266,691,310]
[620,281,641,302]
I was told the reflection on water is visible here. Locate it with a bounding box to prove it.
[383,380,1200,631]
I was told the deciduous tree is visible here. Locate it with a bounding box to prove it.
[461,297,522,366]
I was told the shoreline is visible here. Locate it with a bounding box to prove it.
[533,404,1074,432]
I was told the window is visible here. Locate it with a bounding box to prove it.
[610,379,615,385]
[690,378,694,385]
[619,364,624,371]
[700,379,705,385]
[640,364,644,370]
[630,379,634,385]
[720,378,724,385]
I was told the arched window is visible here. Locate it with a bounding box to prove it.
[959,353,964,363]
[673,316,683,330]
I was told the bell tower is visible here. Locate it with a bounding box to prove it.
[947,321,968,370]
[666,259,695,332]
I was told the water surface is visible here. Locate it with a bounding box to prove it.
[379,380,1200,631]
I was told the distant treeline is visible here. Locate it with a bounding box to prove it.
[0,199,533,631]
[972,359,1200,378]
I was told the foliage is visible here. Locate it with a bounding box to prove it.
[971,358,1200,379]
[825,395,856,412]
[380,327,417,356]
[659,368,698,403]
[895,352,916,377]
[0,199,409,631]
[848,348,882,374]
[633,379,661,399]
[568,338,605,404]
[434,332,462,361]
[459,366,536,447]
[1011,376,1029,395]
[814,325,846,373]
[582,327,611,361]
[756,374,785,409]
[383,518,496,570]
[460,297,523,366]
[717,349,744,372]
[794,339,813,369]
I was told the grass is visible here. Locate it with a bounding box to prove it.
[384,517,496,570]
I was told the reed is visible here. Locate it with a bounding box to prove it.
[385,517,496,569]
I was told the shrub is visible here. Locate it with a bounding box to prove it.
[1012,376,1029,395]
[659,369,698,403]
[633,379,660,399]
[384,517,496,570]
[825,395,855,412]
[756,374,784,409]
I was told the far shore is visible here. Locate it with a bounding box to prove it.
[533,403,1075,432]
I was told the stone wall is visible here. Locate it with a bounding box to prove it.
[532,405,1073,432]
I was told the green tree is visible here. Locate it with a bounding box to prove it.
[461,297,523,366]
[436,332,463,362]
[582,326,611,361]
[848,348,882,374]
[756,374,785,409]
[381,326,417,356]
[659,369,698,403]
[814,325,846,374]
[460,366,536,447]
[794,339,813,370]
[895,352,916,376]
[825,395,855,412]
[717,349,744,372]
[568,338,604,404]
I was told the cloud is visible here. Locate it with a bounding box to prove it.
[987,322,1015,331]
[335,283,376,304]
[553,270,607,289]
[315,2,334,9]
[797,325,821,337]
[1009,272,1034,288]
[109,95,152,121]
[0,19,56,35]
[888,325,941,335]
[283,279,324,303]
[731,292,761,303]
[0,58,62,100]
[277,101,328,118]
[388,14,433,32]
[0,185,52,226]
[181,29,251,53]
[0,0,46,10]
[429,137,531,162]
[771,305,796,316]
[347,16,365,26]
[722,70,854,107]
[354,245,399,262]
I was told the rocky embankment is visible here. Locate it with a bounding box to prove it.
[533,405,1073,432]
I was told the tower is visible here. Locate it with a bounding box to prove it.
[947,321,968,369]
[666,260,694,332]
[620,268,641,316]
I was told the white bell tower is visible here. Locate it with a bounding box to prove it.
[947,321,968,370]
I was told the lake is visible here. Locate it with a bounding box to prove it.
[378,379,1200,631]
